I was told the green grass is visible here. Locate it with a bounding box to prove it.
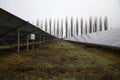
[0,45,9,49]
[0,40,120,80]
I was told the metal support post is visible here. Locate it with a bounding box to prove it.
[17,28,20,53]
[27,35,29,51]
[39,35,41,49]
[43,36,45,45]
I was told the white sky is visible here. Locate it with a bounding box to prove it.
[0,0,120,29]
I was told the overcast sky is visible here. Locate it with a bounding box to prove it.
[0,0,120,29]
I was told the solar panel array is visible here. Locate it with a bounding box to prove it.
[65,28,120,49]
[0,8,56,45]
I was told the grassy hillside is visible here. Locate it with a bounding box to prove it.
[0,40,120,80]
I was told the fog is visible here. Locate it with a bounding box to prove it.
[0,0,120,29]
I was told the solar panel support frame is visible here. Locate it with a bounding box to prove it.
[17,28,20,53]
[39,35,42,49]
[26,35,29,51]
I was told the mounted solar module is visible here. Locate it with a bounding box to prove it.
[0,8,56,53]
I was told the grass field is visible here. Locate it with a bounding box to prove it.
[0,40,120,80]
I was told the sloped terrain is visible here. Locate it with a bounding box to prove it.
[0,40,120,80]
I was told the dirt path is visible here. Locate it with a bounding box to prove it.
[0,40,120,80]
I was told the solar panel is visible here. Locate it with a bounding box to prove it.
[65,28,120,49]
[0,8,56,42]
[0,8,56,52]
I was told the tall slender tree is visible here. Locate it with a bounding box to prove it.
[49,19,52,34]
[53,19,56,36]
[65,17,68,38]
[36,19,39,27]
[99,17,102,31]
[104,16,108,30]
[76,18,79,36]
[45,19,47,32]
[71,17,73,37]
[57,19,59,37]
[81,18,83,35]
[61,18,63,38]
[85,21,88,34]
[93,18,95,32]
[74,24,76,36]
[94,17,98,32]
[89,17,92,33]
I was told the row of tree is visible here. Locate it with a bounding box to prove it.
[34,16,108,38]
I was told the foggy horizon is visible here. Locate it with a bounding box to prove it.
[0,0,120,29]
